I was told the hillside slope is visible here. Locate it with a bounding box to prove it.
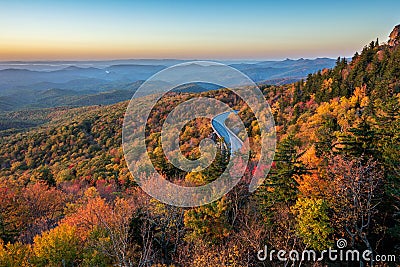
[0,25,399,266]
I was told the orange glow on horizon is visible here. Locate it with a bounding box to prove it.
[0,40,359,61]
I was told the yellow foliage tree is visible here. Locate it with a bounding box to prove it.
[184,197,231,244]
[33,224,80,266]
[292,197,333,251]
[0,239,32,267]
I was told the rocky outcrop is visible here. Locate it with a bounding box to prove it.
[388,24,400,47]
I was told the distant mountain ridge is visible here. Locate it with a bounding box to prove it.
[0,58,337,112]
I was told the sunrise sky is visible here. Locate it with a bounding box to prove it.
[1,0,400,61]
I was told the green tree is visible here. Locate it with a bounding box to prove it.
[374,95,400,243]
[184,198,230,244]
[36,165,56,186]
[259,134,308,209]
[336,117,378,159]
[33,224,81,267]
[292,197,333,250]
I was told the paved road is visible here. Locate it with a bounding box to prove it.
[211,111,243,154]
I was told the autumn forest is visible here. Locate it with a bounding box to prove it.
[0,26,400,267]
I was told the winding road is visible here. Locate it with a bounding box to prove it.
[211,111,243,154]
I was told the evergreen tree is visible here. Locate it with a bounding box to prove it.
[374,96,400,241]
[336,117,378,160]
[258,134,308,215]
[202,138,229,183]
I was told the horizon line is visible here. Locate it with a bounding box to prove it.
[0,56,351,64]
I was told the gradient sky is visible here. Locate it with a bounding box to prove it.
[1,0,400,61]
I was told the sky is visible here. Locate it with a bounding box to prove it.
[1,0,400,61]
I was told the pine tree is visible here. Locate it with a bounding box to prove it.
[201,138,229,183]
[374,96,400,241]
[336,117,378,160]
[258,134,308,215]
